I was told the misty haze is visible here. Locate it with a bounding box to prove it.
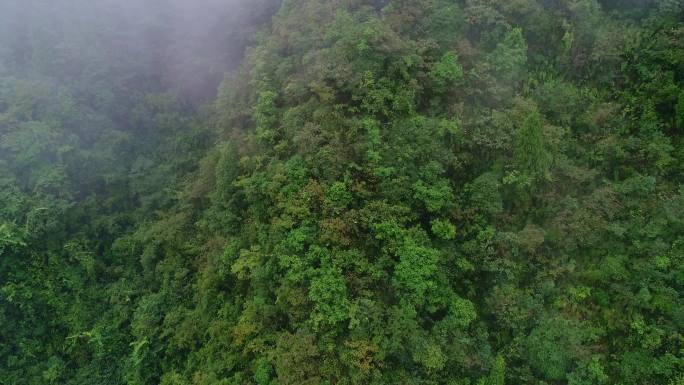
[0,1,683,384]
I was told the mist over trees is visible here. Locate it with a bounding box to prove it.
[1,1,683,385]
[0,0,280,101]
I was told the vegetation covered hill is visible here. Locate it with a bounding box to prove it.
[1,1,683,384]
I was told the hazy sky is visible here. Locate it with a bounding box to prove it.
[0,0,281,101]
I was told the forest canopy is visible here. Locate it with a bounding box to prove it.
[1,1,683,384]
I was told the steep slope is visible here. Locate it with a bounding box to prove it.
[124,1,683,384]
[1,1,683,385]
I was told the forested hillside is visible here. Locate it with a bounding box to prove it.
[1,1,683,384]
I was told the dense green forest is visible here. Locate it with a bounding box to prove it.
[1,0,683,384]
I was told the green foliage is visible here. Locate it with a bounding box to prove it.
[1,1,684,385]
[393,238,441,305]
[430,51,464,93]
[514,108,551,181]
[676,90,684,130]
[431,219,456,240]
[413,162,454,213]
[477,355,505,385]
[308,252,350,328]
[325,181,353,212]
[0,222,24,255]
[467,172,503,217]
[255,90,280,143]
[525,318,586,381]
[488,355,505,385]
[489,28,528,78]
[568,356,609,385]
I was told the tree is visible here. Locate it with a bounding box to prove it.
[514,108,551,181]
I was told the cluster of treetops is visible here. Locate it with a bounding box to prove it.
[0,0,683,384]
